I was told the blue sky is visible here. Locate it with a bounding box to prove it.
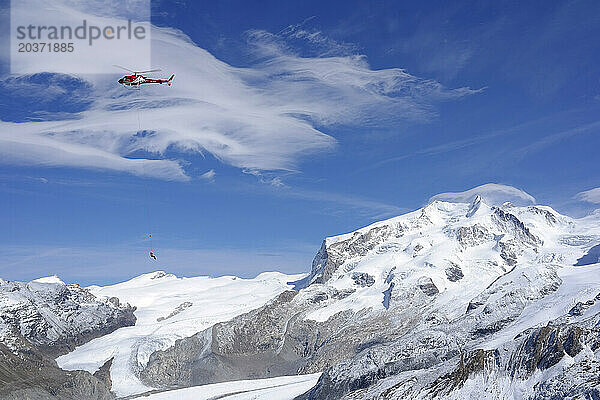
[1,0,599,285]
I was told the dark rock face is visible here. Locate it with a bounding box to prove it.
[351,272,375,287]
[498,240,519,266]
[492,208,542,247]
[417,277,439,296]
[569,295,599,316]
[331,288,355,300]
[0,336,114,400]
[306,224,401,286]
[511,325,585,376]
[456,224,493,247]
[445,263,464,282]
[93,358,114,391]
[429,349,499,394]
[140,291,312,388]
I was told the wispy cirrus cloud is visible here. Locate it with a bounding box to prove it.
[357,111,600,175]
[514,120,600,158]
[200,169,216,182]
[0,1,479,181]
[271,17,359,58]
[575,187,600,204]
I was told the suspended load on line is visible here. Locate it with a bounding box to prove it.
[114,65,174,261]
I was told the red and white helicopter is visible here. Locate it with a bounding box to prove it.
[115,65,174,88]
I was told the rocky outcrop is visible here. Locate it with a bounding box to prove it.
[510,324,585,376]
[305,223,402,286]
[444,262,464,282]
[429,349,498,394]
[157,302,192,322]
[93,357,114,392]
[0,277,136,357]
[492,207,542,247]
[0,335,114,400]
[417,276,439,296]
[456,224,493,247]
[351,272,375,287]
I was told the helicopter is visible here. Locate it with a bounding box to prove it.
[114,65,174,88]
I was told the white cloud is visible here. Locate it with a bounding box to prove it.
[242,169,289,187]
[271,18,359,57]
[269,176,286,188]
[200,169,216,182]
[0,123,188,180]
[429,183,536,206]
[0,1,479,180]
[575,187,600,204]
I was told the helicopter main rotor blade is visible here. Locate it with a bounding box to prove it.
[113,65,162,74]
[113,64,136,73]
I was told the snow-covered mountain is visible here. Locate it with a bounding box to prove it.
[1,196,599,399]
[300,196,591,325]
[0,275,135,356]
[303,199,600,399]
[0,275,136,399]
[135,197,600,399]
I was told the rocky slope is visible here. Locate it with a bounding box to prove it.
[0,337,114,400]
[136,197,600,399]
[0,275,136,357]
[0,275,136,399]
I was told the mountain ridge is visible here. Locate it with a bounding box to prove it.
[1,196,599,399]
